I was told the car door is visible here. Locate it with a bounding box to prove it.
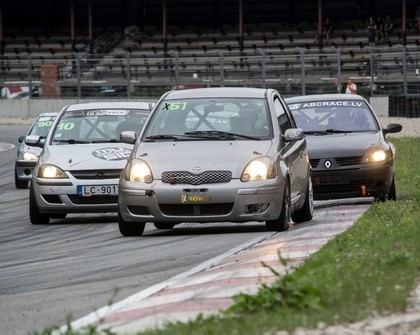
[272,94,308,205]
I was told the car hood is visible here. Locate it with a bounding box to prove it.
[306,132,381,158]
[40,143,134,170]
[135,140,274,178]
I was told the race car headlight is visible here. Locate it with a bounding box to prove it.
[125,159,153,183]
[23,152,39,161]
[37,164,68,178]
[241,157,276,182]
[18,151,39,161]
[363,147,388,163]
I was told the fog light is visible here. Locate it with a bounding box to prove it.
[247,203,268,214]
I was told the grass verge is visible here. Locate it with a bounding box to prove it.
[32,137,420,335]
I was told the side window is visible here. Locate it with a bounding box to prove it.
[273,98,292,134]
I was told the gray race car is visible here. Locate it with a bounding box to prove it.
[28,101,152,224]
[286,94,402,201]
[117,87,313,236]
[15,112,57,189]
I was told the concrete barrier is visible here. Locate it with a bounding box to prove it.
[0,98,157,119]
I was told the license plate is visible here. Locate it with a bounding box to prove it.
[313,175,350,185]
[77,185,118,197]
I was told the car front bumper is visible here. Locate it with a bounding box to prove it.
[32,177,120,214]
[15,160,37,181]
[118,178,287,224]
[312,162,394,200]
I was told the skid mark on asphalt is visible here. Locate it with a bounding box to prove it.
[0,142,15,152]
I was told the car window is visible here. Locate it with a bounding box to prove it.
[29,115,56,137]
[51,109,149,144]
[143,98,272,139]
[287,100,379,132]
[273,98,293,134]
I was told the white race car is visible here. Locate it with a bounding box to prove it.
[28,101,152,224]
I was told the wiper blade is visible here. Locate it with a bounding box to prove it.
[91,139,120,143]
[57,139,92,144]
[325,129,352,133]
[304,130,331,135]
[184,130,260,140]
[145,134,180,141]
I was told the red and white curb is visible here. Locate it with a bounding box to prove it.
[63,203,371,334]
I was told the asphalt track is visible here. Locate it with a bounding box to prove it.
[0,125,372,335]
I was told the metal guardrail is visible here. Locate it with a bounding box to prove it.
[1,46,419,99]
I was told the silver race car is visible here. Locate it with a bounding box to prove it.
[118,87,313,236]
[15,112,57,189]
[28,101,152,224]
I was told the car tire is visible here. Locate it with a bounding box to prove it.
[118,210,145,236]
[29,184,50,225]
[387,175,397,201]
[377,175,397,202]
[154,223,176,229]
[15,169,29,189]
[292,177,314,223]
[265,181,291,232]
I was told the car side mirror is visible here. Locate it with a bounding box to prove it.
[25,135,44,148]
[383,123,402,135]
[120,130,136,144]
[284,128,304,142]
[18,135,25,143]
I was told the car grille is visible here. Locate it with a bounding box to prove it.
[335,156,363,166]
[68,195,117,204]
[161,170,232,185]
[310,157,363,169]
[159,203,234,216]
[309,159,320,168]
[70,169,122,180]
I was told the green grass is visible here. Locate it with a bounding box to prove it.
[33,137,420,335]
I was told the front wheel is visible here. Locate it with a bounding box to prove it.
[292,178,314,223]
[377,175,397,202]
[266,181,291,232]
[118,210,145,236]
[387,176,397,201]
[29,184,50,225]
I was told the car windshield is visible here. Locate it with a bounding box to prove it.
[50,109,149,145]
[288,100,379,133]
[142,97,272,140]
[29,115,56,137]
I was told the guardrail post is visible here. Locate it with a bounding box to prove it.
[169,51,179,89]
[74,52,81,101]
[297,48,306,95]
[126,51,131,99]
[257,48,266,88]
[398,45,408,96]
[216,50,224,87]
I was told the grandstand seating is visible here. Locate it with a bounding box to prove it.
[1,18,419,90]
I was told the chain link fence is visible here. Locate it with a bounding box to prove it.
[1,46,419,101]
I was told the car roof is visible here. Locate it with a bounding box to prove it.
[36,112,59,118]
[161,87,271,99]
[285,94,366,103]
[64,101,152,111]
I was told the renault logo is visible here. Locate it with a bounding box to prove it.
[324,160,332,169]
